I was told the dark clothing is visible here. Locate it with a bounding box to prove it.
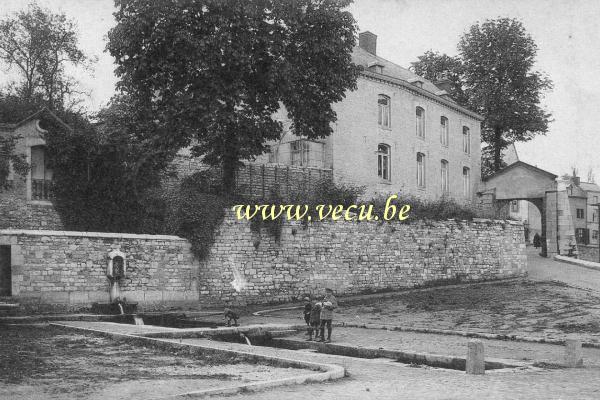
[308,321,320,339]
[303,302,312,325]
[309,303,322,324]
[319,319,332,340]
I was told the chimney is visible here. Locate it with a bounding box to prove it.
[571,169,581,186]
[359,31,377,55]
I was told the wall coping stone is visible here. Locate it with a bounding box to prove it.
[0,229,186,241]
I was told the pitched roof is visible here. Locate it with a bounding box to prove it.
[351,46,484,121]
[0,107,72,132]
[483,160,558,182]
[579,182,600,192]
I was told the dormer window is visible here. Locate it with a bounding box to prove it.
[368,61,384,74]
[409,78,424,88]
[378,95,391,128]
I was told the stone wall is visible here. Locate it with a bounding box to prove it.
[0,230,199,312]
[578,245,599,263]
[198,211,527,305]
[0,178,64,231]
[0,214,527,310]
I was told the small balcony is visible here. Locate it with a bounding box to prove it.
[31,179,54,201]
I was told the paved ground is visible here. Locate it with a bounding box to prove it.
[50,320,600,400]
[527,247,600,292]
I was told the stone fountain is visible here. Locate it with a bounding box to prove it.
[90,249,137,314]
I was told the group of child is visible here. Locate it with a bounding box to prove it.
[303,288,338,342]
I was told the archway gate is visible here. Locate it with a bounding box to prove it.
[478,161,559,257]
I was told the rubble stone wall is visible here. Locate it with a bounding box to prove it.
[0,214,526,310]
[198,211,527,305]
[0,230,199,312]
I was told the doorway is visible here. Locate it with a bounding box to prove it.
[0,246,11,296]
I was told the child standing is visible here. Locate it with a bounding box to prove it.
[303,296,312,327]
[317,288,337,343]
[307,300,322,341]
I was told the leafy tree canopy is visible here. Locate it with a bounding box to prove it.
[412,18,552,176]
[0,3,93,111]
[410,51,468,106]
[107,0,360,190]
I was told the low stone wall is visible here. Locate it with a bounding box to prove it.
[0,215,527,310]
[198,212,527,305]
[0,178,64,231]
[578,244,599,263]
[0,230,200,312]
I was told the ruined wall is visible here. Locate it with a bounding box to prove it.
[0,230,199,312]
[198,211,527,305]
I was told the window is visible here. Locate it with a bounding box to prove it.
[377,144,391,181]
[594,230,599,240]
[594,211,597,222]
[440,160,449,194]
[416,107,425,138]
[511,200,519,213]
[594,196,599,204]
[378,95,391,128]
[290,140,310,166]
[463,167,470,198]
[30,145,53,200]
[463,126,471,154]
[417,152,426,187]
[575,228,589,244]
[576,208,584,219]
[440,116,448,146]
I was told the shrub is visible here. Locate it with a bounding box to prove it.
[367,194,479,222]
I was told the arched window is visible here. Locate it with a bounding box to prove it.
[441,160,449,194]
[416,107,425,138]
[378,95,391,128]
[417,152,426,187]
[377,144,391,181]
[440,116,448,146]
[463,167,471,198]
[463,126,471,154]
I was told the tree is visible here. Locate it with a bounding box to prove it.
[107,0,359,191]
[410,51,468,106]
[0,133,29,189]
[0,3,92,111]
[459,18,552,172]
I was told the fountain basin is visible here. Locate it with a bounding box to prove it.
[91,302,138,315]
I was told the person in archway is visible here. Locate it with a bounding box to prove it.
[533,233,541,248]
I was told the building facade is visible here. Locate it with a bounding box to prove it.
[0,109,65,231]
[258,31,484,201]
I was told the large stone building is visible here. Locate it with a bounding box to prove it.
[257,31,484,201]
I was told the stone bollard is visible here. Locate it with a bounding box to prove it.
[466,339,485,375]
[564,339,583,368]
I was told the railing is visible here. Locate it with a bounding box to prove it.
[31,179,54,201]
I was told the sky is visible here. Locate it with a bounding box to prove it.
[0,0,599,178]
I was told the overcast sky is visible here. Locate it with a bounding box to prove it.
[1,0,598,178]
